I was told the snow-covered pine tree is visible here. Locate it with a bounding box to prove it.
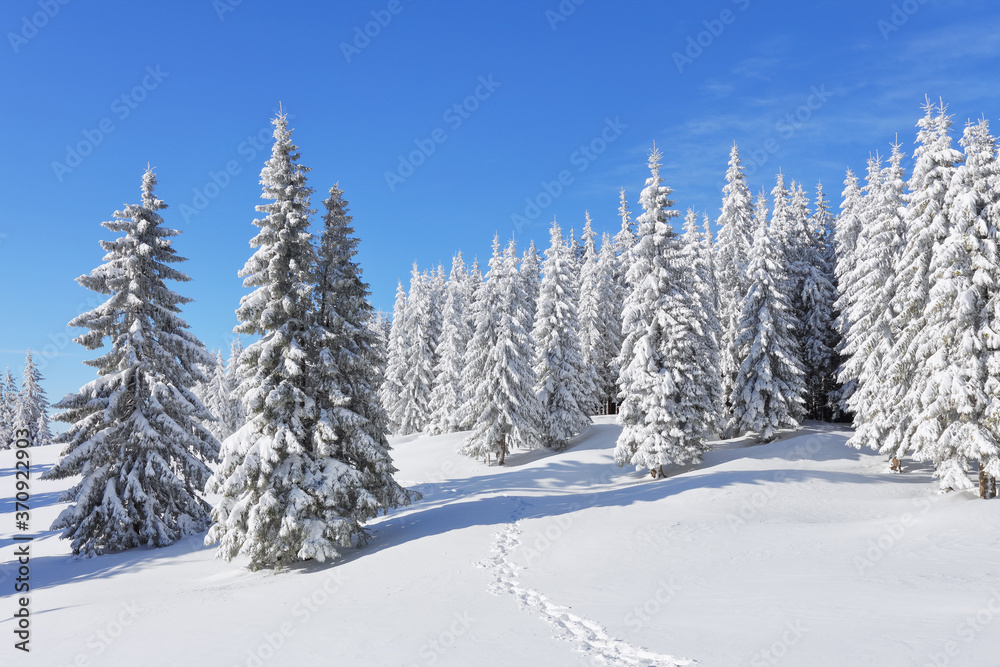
[225,336,247,429]
[457,257,487,432]
[427,253,473,435]
[612,188,636,288]
[395,266,439,435]
[521,241,541,325]
[730,191,807,443]
[576,211,606,417]
[682,209,724,435]
[787,181,815,312]
[714,143,756,428]
[381,281,409,434]
[303,182,413,543]
[810,182,837,264]
[203,350,238,442]
[831,169,865,414]
[593,232,623,413]
[43,167,219,557]
[533,220,593,449]
[796,184,840,421]
[881,99,964,466]
[0,368,16,448]
[613,188,635,259]
[615,148,713,476]
[567,227,583,266]
[605,189,636,416]
[907,117,999,494]
[843,145,907,454]
[14,352,51,447]
[462,238,541,464]
[366,310,391,398]
[205,111,330,568]
[702,211,724,351]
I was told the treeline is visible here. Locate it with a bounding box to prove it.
[386,98,999,498]
[384,147,836,475]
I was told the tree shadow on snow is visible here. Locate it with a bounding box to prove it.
[360,425,921,560]
[22,530,217,593]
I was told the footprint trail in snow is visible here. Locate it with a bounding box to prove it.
[479,496,695,666]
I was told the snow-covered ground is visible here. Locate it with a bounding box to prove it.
[3,418,1000,666]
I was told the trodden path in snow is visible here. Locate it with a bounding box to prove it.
[478,495,695,667]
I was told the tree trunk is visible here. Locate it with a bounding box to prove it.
[890,457,901,473]
[979,463,993,499]
[978,460,996,499]
[498,434,507,466]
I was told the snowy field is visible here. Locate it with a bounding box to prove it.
[3,418,1000,666]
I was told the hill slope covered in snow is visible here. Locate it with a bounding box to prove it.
[2,418,999,666]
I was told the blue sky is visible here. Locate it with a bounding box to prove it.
[2,0,1000,409]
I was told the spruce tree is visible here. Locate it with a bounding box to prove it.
[43,168,219,557]
[577,211,606,416]
[225,336,247,430]
[520,241,541,326]
[593,232,624,413]
[910,118,999,493]
[730,192,807,442]
[714,144,756,428]
[533,220,593,449]
[456,258,484,430]
[16,352,52,447]
[396,266,438,435]
[305,183,413,539]
[427,253,473,435]
[203,350,240,442]
[882,100,964,464]
[206,112,347,568]
[844,146,906,454]
[831,169,865,414]
[613,187,635,263]
[797,187,840,421]
[0,368,11,448]
[366,310,391,399]
[683,209,724,435]
[616,148,712,476]
[381,281,409,434]
[462,238,541,464]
